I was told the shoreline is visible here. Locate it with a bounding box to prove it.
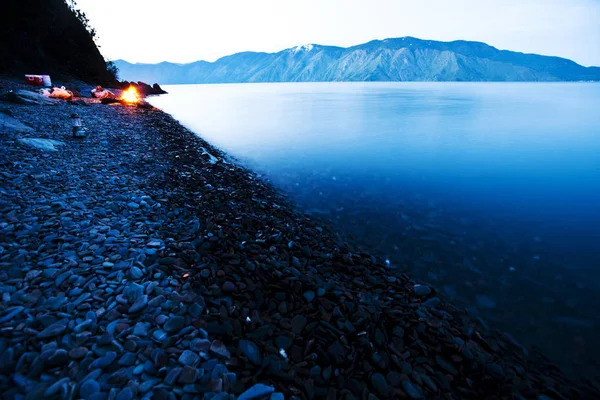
[0,86,595,398]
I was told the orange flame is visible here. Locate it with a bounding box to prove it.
[120,86,140,104]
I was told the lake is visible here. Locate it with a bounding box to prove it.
[148,82,600,380]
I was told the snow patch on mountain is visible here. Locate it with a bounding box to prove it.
[290,44,314,53]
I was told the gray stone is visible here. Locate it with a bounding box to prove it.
[223,372,236,390]
[274,335,292,350]
[0,112,33,134]
[153,329,167,342]
[46,349,68,367]
[159,257,178,265]
[179,350,199,366]
[37,323,66,338]
[164,367,182,385]
[370,373,389,397]
[129,295,148,313]
[3,89,59,105]
[164,316,185,333]
[238,339,262,366]
[487,363,505,378]
[291,315,307,335]
[191,338,211,352]
[178,365,198,384]
[211,363,228,380]
[237,384,275,400]
[69,347,88,359]
[413,284,432,297]
[436,355,458,375]
[19,138,65,152]
[386,371,402,387]
[210,341,231,359]
[124,283,144,302]
[79,379,100,399]
[139,378,160,393]
[402,381,423,399]
[44,377,70,397]
[118,352,137,366]
[129,266,143,280]
[0,306,24,323]
[183,384,199,393]
[115,387,133,400]
[222,281,236,292]
[133,322,149,337]
[422,297,440,308]
[188,303,203,317]
[303,291,315,302]
[88,352,117,370]
[148,295,166,307]
[476,294,497,309]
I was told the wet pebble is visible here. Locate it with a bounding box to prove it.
[414,284,432,297]
[179,350,200,366]
[239,339,262,366]
[402,380,424,399]
[238,383,275,400]
[79,379,100,399]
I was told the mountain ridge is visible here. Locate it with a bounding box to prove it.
[115,36,600,84]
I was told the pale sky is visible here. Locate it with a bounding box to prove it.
[77,0,600,66]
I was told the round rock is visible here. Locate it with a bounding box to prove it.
[79,379,100,399]
[414,284,432,297]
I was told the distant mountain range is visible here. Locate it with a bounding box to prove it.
[115,37,600,84]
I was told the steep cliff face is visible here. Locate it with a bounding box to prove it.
[0,0,116,84]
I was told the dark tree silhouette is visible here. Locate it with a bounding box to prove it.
[0,0,117,84]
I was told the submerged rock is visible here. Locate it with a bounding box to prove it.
[414,284,432,297]
[476,294,497,309]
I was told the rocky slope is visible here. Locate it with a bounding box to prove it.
[115,37,600,84]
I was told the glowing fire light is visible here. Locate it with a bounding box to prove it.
[120,86,140,104]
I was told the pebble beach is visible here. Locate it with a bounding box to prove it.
[0,81,594,399]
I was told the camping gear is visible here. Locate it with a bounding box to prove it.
[25,74,51,86]
[40,86,73,100]
[91,86,116,99]
[71,114,85,138]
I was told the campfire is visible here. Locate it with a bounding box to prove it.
[99,85,152,108]
[119,86,141,105]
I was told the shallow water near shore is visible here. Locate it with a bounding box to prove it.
[148,82,600,379]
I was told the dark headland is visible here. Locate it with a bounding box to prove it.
[1,1,599,400]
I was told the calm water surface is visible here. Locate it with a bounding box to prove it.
[149,82,600,379]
